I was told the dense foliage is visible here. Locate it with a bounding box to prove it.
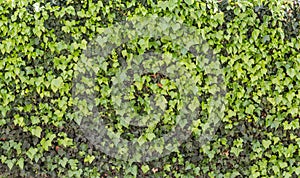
[0,0,299,177]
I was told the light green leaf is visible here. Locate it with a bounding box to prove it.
[245,104,255,114]
[41,139,52,151]
[84,155,95,164]
[16,158,24,170]
[146,133,156,141]
[287,68,296,78]
[5,159,16,170]
[141,165,150,173]
[31,126,42,138]
[262,140,272,149]
[137,136,146,146]
[231,147,243,157]
[252,29,260,41]
[188,96,200,112]
[156,95,167,110]
[51,77,64,93]
[184,0,194,6]
[59,157,68,168]
[26,147,38,160]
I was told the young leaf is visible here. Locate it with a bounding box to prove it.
[31,126,42,138]
[51,77,64,93]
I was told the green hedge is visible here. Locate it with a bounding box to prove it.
[0,0,299,177]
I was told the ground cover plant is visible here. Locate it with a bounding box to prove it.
[0,0,300,177]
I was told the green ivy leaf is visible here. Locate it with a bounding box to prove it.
[16,158,24,170]
[26,147,38,161]
[51,77,64,93]
[146,132,156,141]
[231,147,243,157]
[59,157,69,168]
[30,126,42,138]
[245,104,255,114]
[141,165,150,173]
[58,137,73,147]
[252,29,260,41]
[84,155,95,164]
[30,116,40,125]
[188,96,200,112]
[137,136,147,146]
[184,0,194,6]
[262,140,272,149]
[5,159,16,170]
[156,95,167,110]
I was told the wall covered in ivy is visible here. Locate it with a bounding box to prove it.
[0,0,299,177]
